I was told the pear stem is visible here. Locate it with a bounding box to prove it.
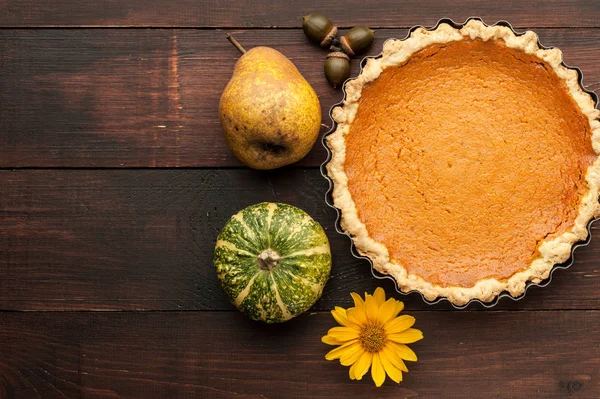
[226,33,247,54]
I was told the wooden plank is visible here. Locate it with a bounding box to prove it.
[1,169,598,311]
[1,28,599,168]
[0,0,599,28]
[0,311,597,398]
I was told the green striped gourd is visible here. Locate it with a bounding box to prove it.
[214,202,331,323]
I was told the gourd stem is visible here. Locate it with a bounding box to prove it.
[226,33,247,54]
[258,248,281,271]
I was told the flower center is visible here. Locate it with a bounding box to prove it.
[359,323,387,353]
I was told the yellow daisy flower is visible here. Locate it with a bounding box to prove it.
[322,287,423,387]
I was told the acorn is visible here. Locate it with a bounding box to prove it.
[340,26,375,56]
[303,13,338,48]
[324,52,350,87]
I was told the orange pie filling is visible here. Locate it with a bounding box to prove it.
[344,39,596,288]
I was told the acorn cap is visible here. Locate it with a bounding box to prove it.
[327,51,350,61]
[339,36,353,56]
[321,26,338,47]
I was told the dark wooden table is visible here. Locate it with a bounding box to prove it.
[1,1,599,398]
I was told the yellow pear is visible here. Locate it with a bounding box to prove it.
[219,35,321,170]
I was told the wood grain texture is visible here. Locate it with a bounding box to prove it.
[1,169,598,312]
[0,0,599,28]
[1,28,600,168]
[0,311,598,398]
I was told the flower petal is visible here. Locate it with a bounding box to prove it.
[350,292,365,309]
[325,339,359,361]
[388,328,423,344]
[331,306,360,329]
[386,341,418,362]
[395,300,404,315]
[346,306,368,327]
[364,294,380,323]
[340,343,365,366]
[385,315,416,334]
[382,343,408,372]
[373,287,386,306]
[350,292,365,308]
[371,353,386,387]
[380,350,403,384]
[321,334,342,346]
[330,306,348,326]
[327,326,360,342]
[350,351,373,381]
[378,298,400,325]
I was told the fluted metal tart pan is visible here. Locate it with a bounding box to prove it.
[320,17,598,309]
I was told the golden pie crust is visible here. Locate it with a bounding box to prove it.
[326,20,600,305]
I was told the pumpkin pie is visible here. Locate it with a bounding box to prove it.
[326,20,600,306]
